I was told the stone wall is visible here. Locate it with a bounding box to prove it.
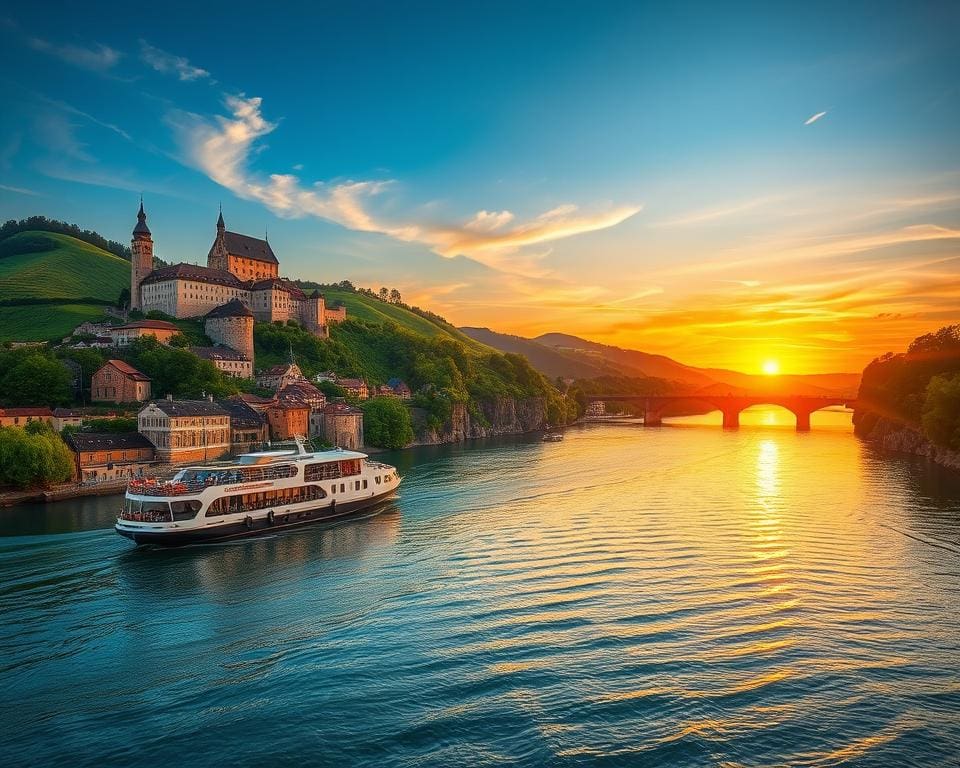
[410,396,548,445]
[853,410,960,473]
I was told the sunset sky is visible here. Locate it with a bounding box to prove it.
[1,1,958,374]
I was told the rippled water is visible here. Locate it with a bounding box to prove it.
[2,410,960,767]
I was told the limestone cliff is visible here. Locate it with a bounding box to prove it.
[410,397,548,445]
[853,410,960,473]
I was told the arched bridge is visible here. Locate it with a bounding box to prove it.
[586,394,857,431]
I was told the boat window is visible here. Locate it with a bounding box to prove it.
[340,483,345,493]
[362,479,368,489]
[140,501,172,522]
[330,485,336,495]
[305,462,341,482]
[375,476,381,485]
[171,500,202,521]
[355,480,361,491]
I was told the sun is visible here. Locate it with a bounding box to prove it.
[761,359,780,376]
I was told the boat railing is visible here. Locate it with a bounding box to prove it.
[127,464,298,496]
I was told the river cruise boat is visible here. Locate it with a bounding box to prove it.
[115,440,401,546]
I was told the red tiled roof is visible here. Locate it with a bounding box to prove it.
[102,359,151,381]
[0,407,54,417]
[115,319,179,331]
[141,263,244,288]
[321,402,362,415]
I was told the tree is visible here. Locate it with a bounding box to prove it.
[389,288,401,304]
[378,287,389,302]
[0,425,74,488]
[361,396,414,449]
[922,373,960,451]
[0,350,73,406]
[117,287,130,309]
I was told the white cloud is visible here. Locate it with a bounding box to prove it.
[28,37,120,71]
[804,110,827,125]
[0,183,39,196]
[139,40,211,82]
[170,94,642,269]
[653,196,782,227]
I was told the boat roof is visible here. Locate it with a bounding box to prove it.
[181,446,368,470]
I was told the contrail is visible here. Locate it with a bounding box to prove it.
[804,110,827,125]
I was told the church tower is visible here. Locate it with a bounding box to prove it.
[130,199,153,311]
[207,207,228,272]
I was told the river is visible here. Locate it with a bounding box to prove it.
[2,408,960,766]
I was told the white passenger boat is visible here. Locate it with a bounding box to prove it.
[115,439,401,546]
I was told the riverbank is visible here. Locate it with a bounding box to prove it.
[854,412,960,473]
[0,478,128,508]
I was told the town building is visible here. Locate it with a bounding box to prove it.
[338,378,369,400]
[265,400,310,441]
[217,398,269,454]
[91,360,152,403]
[129,203,345,338]
[257,362,306,391]
[64,432,157,483]
[52,408,85,431]
[314,371,337,383]
[191,346,253,379]
[137,398,231,464]
[0,407,54,428]
[109,319,180,347]
[377,378,412,399]
[278,381,327,410]
[315,401,364,450]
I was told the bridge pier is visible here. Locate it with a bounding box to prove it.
[795,410,812,431]
[721,408,740,429]
[644,402,663,427]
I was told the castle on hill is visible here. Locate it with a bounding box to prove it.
[128,201,346,378]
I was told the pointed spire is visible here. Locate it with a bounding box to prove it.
[287,341,295,364]
[216,204,225,232]
[133,197,151,237]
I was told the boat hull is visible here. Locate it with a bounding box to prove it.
[115,490,397,547]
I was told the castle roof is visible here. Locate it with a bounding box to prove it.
[250,277,306,301]
[190,346,250,362]
[141,263,244,289]
[205,298,254,319]
[0,407,54,417]
[223,231,278,265]
[133,200,151,237]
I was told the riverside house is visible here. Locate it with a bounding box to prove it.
[64,432,157,483]
[217,397,269,454]
[0,407,54,428]
[138,398,231,464]
[91,360,152,403]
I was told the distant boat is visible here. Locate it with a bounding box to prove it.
[542,432,564,442]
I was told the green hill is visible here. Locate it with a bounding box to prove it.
[0,231,128,342]
[310,287,490,353]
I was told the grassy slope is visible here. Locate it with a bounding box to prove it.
[321,289,490,353]
[0,232,129,342]
[0,232,128,301]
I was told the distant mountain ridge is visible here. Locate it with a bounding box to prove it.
[460,327,860,395]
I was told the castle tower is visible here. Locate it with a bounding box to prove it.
[301,289,329,338]
[204,299,255,366]
[208,207,228,272]
[130,199,153,311]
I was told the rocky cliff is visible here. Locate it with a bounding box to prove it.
[854,410,960,472]
[410,396,548,445]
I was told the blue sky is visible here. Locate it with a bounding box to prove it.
[1,1,958,372]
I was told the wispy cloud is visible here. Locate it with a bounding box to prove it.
[169,94,641,268]
[653,196,782,227]
[0,183,39,196]
[139,40,211,82]
[804,110,827,125]
[34,112,93,162]
[28,36,120,71]
[36,96,131,142]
